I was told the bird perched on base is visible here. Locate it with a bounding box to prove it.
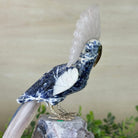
[3,6,102,138]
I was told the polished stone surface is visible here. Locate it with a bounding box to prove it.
[33,115,94,138]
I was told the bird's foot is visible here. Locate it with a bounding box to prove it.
[48,104,76,121]
[61,112,77,117]
[48,114,74,121]
[56,104,77,117]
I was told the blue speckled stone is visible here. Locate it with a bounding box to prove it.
[17,40,102,106]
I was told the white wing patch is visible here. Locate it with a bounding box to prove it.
[53,68,79,96]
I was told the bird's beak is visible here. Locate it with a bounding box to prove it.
[93,45,102,67]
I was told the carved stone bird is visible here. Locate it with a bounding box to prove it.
[3,6,102,138]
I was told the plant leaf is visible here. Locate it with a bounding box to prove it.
[135,117,138,122]
[136,105,138,112]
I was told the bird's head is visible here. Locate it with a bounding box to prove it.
[80,39,102,67]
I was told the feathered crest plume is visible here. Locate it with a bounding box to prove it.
[67,6,101,67]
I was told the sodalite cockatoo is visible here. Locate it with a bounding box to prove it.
[3,6,102,138]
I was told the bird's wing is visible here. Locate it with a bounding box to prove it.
[24,73,52,96]
[53,68,79,96]
[17,73,53,103]
[17,64,67,103]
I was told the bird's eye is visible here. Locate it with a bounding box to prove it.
[85,49,91,52]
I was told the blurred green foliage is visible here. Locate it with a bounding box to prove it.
[83,105,138,138]
[0,105,138,138]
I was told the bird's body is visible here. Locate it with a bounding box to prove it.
[17,40,101,106]
[3,6,102,138]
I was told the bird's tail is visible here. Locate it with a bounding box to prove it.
[3,101,41,138]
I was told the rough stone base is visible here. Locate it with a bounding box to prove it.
[33,115,94,138]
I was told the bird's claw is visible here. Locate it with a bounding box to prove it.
[49,104,77,120]
[48,114,74,121]
[61,112,77,117]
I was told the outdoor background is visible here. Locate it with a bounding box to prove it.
[0,0,138,131]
